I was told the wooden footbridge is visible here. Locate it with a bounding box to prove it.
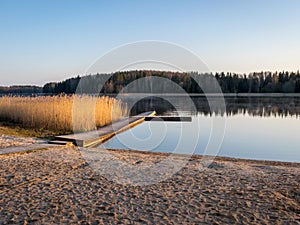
[49,111,191,147]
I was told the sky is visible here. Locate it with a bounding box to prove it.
[1,0,300,86]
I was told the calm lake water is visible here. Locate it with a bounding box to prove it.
[101,97,300,162]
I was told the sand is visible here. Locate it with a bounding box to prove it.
[0,145,300,224]
[0,134,41,149]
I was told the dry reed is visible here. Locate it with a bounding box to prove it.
[0,95,127,132]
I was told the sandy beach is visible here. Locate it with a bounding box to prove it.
[0,134,41,149]
[0,137,300,225]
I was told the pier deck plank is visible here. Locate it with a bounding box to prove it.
[51,111,156,147]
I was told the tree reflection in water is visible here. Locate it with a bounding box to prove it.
[126,96,300,118]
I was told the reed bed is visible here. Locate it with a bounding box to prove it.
[0,95,127,132]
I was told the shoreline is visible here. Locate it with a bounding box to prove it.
[0,133,299,166]
[102,148,300,167]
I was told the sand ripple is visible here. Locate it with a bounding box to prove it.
[0,147,300,224]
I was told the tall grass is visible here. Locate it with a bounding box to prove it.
[0,95,127,132]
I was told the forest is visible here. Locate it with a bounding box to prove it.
[43,70,300,94]
[0,85,42,95]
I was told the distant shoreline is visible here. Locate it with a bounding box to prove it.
[112,93,300,97]
[2,93,300,97]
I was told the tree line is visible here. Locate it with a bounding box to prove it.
[41,70,300,94]
[0,85,42,95]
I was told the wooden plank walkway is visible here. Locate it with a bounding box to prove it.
[0,112,192,155]
[49,111,156,147]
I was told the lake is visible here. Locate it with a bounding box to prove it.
[101,96,300,162]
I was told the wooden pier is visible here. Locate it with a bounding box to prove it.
[48,112,192,147]
[49,111,156,147]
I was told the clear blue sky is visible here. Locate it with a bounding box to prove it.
[1,0,300,85]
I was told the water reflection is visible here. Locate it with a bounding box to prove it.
[104,96,300,162]
[124,96,300,118]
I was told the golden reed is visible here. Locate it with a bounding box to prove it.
[0,95,127,132]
